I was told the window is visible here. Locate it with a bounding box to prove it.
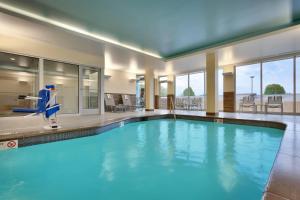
[159,76,168,109]
[262,58,293,113]
[44,60,79,114]
[136,75,145,108]
[0,52,38,116]
[81,67,99,109]
[236,58,296,114]
[297,57,300,113]
[175,72,205,110]
[236,63,261,112]
[175,74,189,110]
[189,72,205,110]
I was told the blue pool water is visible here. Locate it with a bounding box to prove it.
[0,119,283,200]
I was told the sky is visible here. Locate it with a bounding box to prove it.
[175,70,223,97]
[236,58,295,95]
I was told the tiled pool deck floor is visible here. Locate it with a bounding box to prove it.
[0,110,299,200]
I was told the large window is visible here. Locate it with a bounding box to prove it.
[159,76,168,109]
[189,72,205,110]
[175,74,189,110]
[297,57,300,113]
[262,58,293,113]
[44,60,79,114]
[81,67,99,109]
[236,63,261,112]
[0,52,38,116]
[236,57,297,114]
[136,75,145,108]
[175,72,205,110]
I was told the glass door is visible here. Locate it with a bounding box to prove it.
[79,66,100,114]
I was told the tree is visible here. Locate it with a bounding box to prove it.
[264,84,286,95]
[183,87,195,96]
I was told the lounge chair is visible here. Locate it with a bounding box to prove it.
[265,96,283,114]
[136,97,145,109]
[104,94,125,112]
[121,94,143,111]
[175,98,184,110]
[190,97,202,110]
[239,95,257,113]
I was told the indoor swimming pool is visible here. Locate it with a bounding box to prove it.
[0,119,283,200]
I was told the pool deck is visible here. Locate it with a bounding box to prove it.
[0,110,299,200]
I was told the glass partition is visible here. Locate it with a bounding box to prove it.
[159,76,168,109]
[236,63,261,112]
[262,58,293,113]
[44,60,79,114]
[136,75,145,108]
[175,74,189,110]
[175,72,205,110]
[81,67,99,110]
[0,52,38,116]
[189,72,205,110]
[297,57,300,113]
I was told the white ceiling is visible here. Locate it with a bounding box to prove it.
[1,12,300,75]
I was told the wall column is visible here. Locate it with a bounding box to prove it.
[223,65,235,112]
[145,69,155,111]
[167,75,175,110]
[154,77,159,109]
[206,52,219,115]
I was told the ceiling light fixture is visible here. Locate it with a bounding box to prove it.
[10,57,15,61]
[0,2,162,59]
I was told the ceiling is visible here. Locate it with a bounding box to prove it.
[0,0,300,59]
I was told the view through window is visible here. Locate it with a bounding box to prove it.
[136,75,145,108]
[159,76,168,109]
[236,58,296,114]
[175,72,205,110]
[236,63,261,112]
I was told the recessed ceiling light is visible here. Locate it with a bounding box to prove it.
[0,2,162,59]
[10,57,16,61]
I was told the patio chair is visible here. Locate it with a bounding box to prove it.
[104,94,125,112]
[175,98,184,110]
[265,96,283,114]
[239,95,257,113]
[136,97,145,109]
[190,97,202,110]
[122,94,143,111]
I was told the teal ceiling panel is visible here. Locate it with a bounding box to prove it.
[1,0,300,58]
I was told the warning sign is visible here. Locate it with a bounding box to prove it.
[0,140,18,150]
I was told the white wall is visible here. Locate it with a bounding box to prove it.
[104,69,136,94]
[0,12,104,68]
